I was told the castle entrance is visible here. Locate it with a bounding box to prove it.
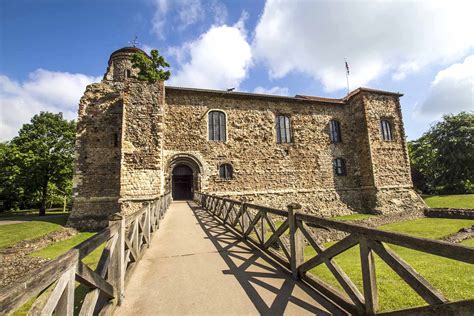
[172,165,194,200]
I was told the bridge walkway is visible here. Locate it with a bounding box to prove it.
[115,201,344,315]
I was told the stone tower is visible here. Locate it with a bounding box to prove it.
[68,47,165,230]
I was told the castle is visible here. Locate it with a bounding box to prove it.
[68,47,425,229]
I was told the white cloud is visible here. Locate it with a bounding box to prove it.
[253,86,289,96]
[209,0,228,25]
[151,0,168,37]
[177,0,204,31]
[254,0,474,92]
[151,0,208,36]
[415,55,474,119]
[168,18,252,90]
[0,70,100,141]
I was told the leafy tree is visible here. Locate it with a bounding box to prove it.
[409,112,474,194]
[131,49,171,83]
[9,112,76,215]
[0,142,23,210]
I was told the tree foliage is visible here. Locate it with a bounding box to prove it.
[131,49,171,83]
[409,112,474,194]
[0,112,76,214]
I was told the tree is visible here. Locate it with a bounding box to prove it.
[409,112,474,194]
[10,112,76,215]
[0,142,23,210]
[131,49,171,83]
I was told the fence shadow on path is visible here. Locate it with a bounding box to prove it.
[188,201,346,316]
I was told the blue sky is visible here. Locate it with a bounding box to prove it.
[1,0,473,141]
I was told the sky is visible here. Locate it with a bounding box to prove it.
[0,0,473,141]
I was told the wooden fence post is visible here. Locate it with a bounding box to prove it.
[109,215,125,306]
[288,203,304,280]
[241,199,249,239]
[360,237,378,315]
[54,266,75,316]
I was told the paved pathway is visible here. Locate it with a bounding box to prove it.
[115,201,343,315]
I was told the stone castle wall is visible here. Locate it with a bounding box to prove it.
[163,88,425,216]
[68,82,124,229]
[119,81,165,216]
[69,47,425,230]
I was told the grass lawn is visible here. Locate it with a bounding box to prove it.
[423,194,474,209]
[0,208,70,218]
[0,215,68,249]
[332,213,375,221]
[306,217,474,312]
[378,218,474,239]
[13,232,104,316]
[461,238,474,247]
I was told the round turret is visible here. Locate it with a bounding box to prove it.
[104,47,148,82]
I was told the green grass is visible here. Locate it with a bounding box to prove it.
[379,218,474,239]
[0,215,68,249]
[0,208,70,218]
[423,194,474,209]
[332,213,375,221]
[14,232,104,316]
[31,232,96,259]
[306,217,474,312]
[461,238,474,247]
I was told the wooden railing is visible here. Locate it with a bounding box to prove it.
[194,192,474,316]
[0,192,172,316]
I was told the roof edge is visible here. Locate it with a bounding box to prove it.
[165,86,345,105]
[164,85,403,104]
[344,87,404,100]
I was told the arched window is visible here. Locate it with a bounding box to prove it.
[333,158,347,176]
[219,163,233,180]
[329,119,342,143]
[276,114,292,143]
[380,119,393,141]
[208,111,226,141]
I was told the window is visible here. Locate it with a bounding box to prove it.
[380,119,393,141]
[126,69,132,78]
[219,164,233,180]
[329,119,342,143]
[333,158,347,176]
[276,114,292,143]
[208,111,226,141]
[113,133,119,147]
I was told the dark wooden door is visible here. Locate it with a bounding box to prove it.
[172,175,193,200]
[172,165,194,200]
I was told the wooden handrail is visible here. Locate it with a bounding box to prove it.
[195,191,474,316]
[0,191,172,315]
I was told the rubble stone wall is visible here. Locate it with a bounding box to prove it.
[68,82,124,229]
[69,48,425,230]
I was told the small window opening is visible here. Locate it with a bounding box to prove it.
[219,164,233,180]
[380,119,393,141]
[126,69,132,78]
[276,114,292,143]
[333,158,347,176]
[113,133,119,147]
[208,111,226,142]
[329,119,342,143]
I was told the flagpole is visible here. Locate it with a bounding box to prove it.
[344,58,350,95]
[346,72,350,95]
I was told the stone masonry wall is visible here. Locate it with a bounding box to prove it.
[68,82,124,229]
[359,92,425,213]
[69,47,425,230]
[165,90,387,216]
[119,81,165,216]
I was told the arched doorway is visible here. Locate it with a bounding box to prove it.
[172,165,194,200]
